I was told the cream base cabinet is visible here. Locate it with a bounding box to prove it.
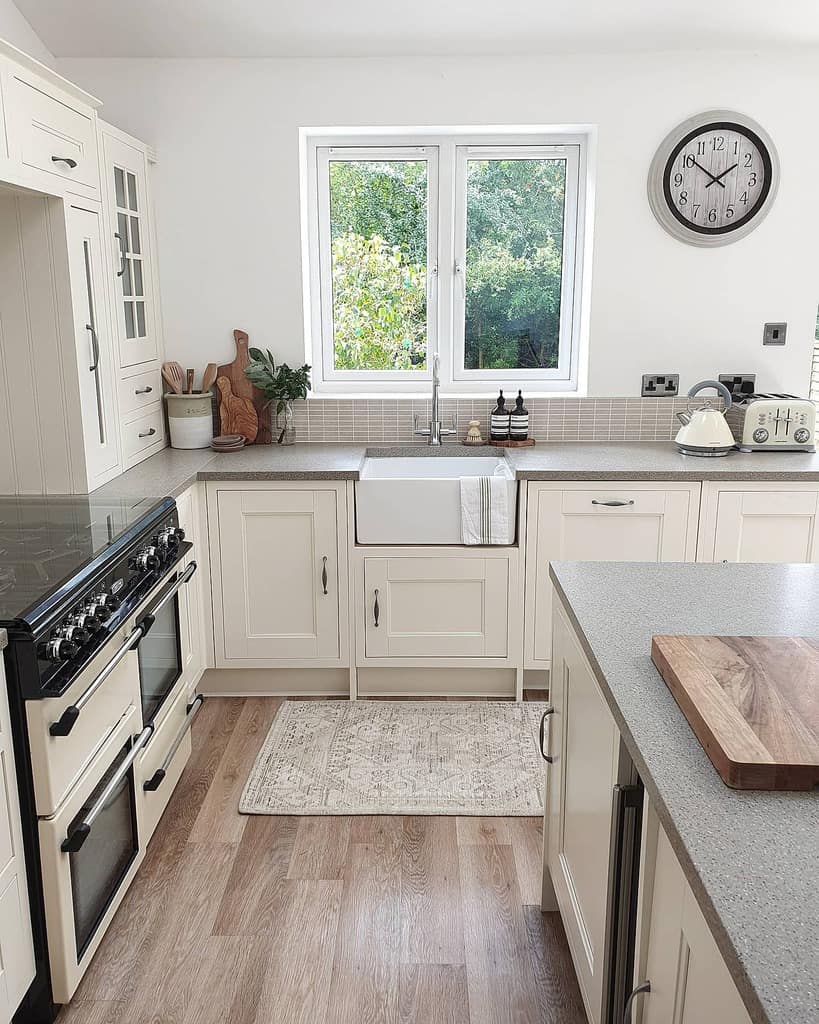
[176,484,206,690]
[525,483,700,668]
[545,597,626,1024]
[360,552,511,661]
[697,482,819,563]
[632,803,752,1024]
[208,483,347,665]
[0,654,36,1023]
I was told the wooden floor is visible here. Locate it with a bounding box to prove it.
[58,695,586,1024]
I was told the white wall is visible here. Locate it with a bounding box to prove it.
[59,51,819,396]
[0,0,52,66]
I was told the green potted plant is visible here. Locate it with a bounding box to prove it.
[243,348,311,445]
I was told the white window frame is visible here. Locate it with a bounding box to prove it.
[301,127,592,397]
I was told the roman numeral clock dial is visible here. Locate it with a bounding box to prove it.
[648,111,779,246]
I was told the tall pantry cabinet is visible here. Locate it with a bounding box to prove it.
[0,41,165,493]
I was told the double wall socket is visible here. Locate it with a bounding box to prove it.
[718,374,756,396]
[641,373,679,397]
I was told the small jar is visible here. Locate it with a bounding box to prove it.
[490,390,510,441]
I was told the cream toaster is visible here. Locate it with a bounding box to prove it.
[725,394,816,451]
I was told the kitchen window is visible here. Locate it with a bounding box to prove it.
[302,129,591,395]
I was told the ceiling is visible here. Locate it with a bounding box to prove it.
[15,0,819,58]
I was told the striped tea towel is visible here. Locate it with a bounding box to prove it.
[460,474,510,545]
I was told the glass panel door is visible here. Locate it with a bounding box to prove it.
[137,589,183,724]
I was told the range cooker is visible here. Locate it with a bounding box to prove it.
[1,494,201,1021]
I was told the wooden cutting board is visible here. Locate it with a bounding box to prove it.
[651,634,819,790]
[215,329,271,444]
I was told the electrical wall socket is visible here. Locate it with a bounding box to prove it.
[718,374,756,396]
[641,373,679,397]
[763,322,787,346]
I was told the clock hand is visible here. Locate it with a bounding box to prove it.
[691,159,725,188]
[705,162,738,188]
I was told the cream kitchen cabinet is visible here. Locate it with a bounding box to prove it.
[360,551,513,661]
[525,482,700,667]
[0,651,36,1023]
[698,481,819,563]
[176,484,207,690]
[207,482,348,665]
[631,803,752,1024]
[545,596,629,1024]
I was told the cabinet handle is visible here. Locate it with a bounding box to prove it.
[113,232,127,277]
[138,427,157,438]
[539,705,555,763]
[135,386,153,395]
[87,324,100,372]
[623,980,651,1023]
[591,499,635,507]
[321,556,328,595]
[373,589,380,628]
[51,155,77,169]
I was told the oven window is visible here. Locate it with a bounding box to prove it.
[68,742,138,958]
[138,590,182,723]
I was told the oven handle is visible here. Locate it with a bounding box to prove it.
[61,725,153,853]
[137,561,197,638]
[49,625,146,737]
[143,694,205,792]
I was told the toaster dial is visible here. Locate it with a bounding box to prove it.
[752,427,769,444]
[794,427,811,445]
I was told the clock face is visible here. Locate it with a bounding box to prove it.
[648,111,779,246]
[663,122,772,235]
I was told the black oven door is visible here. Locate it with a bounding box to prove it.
[136,562,197,725]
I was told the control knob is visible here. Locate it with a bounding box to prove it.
[72,609,101,634]
[752,428,769,444]
[58,622,89,646]
[44,637,79,663]
[794,427,811,445]
[132,546,160,572]
[95,591,122,614]
[156,527,181,553]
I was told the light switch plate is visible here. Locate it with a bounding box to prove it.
[763,323,787,346]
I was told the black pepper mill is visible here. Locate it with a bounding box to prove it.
[510,390,529,440]
[490,390,510,441]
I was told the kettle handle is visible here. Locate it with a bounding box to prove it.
[687,379,732,412]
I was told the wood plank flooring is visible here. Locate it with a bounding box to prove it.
[58,695,586,1024]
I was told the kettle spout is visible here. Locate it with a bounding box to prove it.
[676,411,691,426]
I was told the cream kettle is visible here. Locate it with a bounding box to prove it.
[675,380,735,457]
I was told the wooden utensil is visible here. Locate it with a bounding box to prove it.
[161,361,183,395]
[216,377,258,443]
[201,362,218,394]
[186,368,195,394]
[651,634,819,790]
[216,329,271,444]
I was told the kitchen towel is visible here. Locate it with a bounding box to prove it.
[460,472,510,544]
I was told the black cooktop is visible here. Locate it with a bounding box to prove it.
[0,494,169,624]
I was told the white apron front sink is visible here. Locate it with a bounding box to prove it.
[355,456,516,544]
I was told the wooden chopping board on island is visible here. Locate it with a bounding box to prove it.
[651,634,819,790]
[215,328,271,444]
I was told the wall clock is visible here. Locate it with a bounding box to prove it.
[647,110,779,246]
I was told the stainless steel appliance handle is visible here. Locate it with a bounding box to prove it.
[591,499,635,508]
[539,705,555,763]
[137,562,197,635]
[61,726,153,853]
[113,231,127,277]
[623,980,651,1022]
[49,625,145,737]
[87,323,100,372]
[143,695,205,792]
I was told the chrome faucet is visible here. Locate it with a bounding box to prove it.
[414,353,457,445]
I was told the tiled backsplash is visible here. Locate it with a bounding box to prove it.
[290,397,696,443]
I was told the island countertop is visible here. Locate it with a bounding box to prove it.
[90,441,819,500]
[549,560,819,1024]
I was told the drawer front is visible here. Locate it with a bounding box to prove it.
[26,637,141,817]
[9,75,99,193]
[560,489,668,516]
[122,404,166,463]
[137,684,195,842]
[118,368,162,416]
[363,556,509,660]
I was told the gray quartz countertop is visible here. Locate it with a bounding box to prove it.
[91,442,819,499]
[549,560,819,1024]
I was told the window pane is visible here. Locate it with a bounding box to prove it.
[130,216,141,254]
[114,167,126,208]
[329,159,427,372]
[127,172,138,212]
[464,158,566,371]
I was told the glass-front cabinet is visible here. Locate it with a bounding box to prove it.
[101,125,159,368]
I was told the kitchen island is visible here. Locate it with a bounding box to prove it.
[548,560,819,1024]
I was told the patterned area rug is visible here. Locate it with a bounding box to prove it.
[239,700,549,816]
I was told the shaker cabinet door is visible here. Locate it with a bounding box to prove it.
[213,487,341,661]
